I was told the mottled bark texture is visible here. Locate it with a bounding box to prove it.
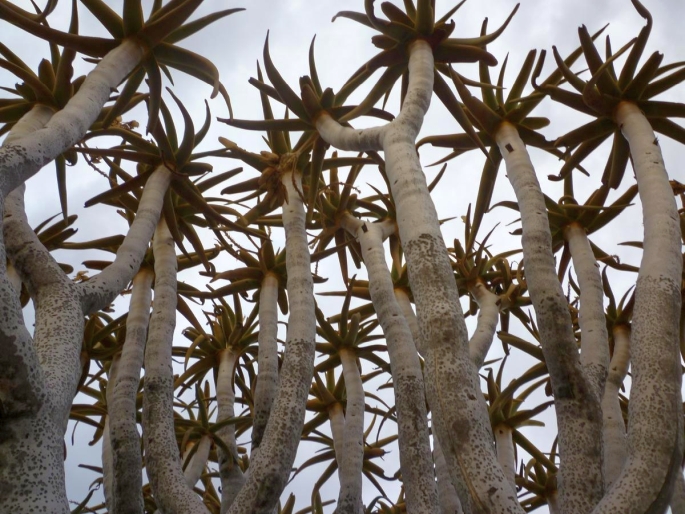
[563,222,609,402]
[228,168,316,513]
[317,40,521,513]
[143,219,206,514]
[2,180,83,513]
[496,121,603,513]
[602,325,630,489]
[109,268,154,514]
[593,102,683,513]
[335,348,365,514]
[217,348,245,513]
[344,217,439,513]
[251,273,280,452]
[0,39,142,197]
[0,39,148,511]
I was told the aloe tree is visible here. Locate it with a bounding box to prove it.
[2,1,685,513]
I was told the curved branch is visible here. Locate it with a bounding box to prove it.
[594,101,683,513]
[251,273,280,451]
[79,166,171,315]
[228,168,316,512]
[143,218,206,514]
[495,121,603,513]
[109,268,153,514]
[0,40,142,196]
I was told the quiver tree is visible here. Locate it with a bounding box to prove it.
[1,1,684,513]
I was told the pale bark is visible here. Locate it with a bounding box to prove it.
[593,101,683,513]
[79,167,171,315]
[217,348,245,513]
[671,470,685,514]
[0,106,72,513]
[335,348,365,514]
[564,222,609,401]
[143,218,206,514]
[316,40,520,513]
[251,273,280,452]
[343,216,438,513]
[103,416,115,512]
[495,121,603,513]
[468,282,500,370]
[109,268,153,514]
[103,355,120,513]
[328,402,346,466]
[433,436,465,514]
[0,39,143,197]
[6,262,21,298]
[494,424,517,490]
[601,325,630,489]
[4,186,84,423]
[395,289,464,513]
[228,168,316,513]
[183,435,212,488]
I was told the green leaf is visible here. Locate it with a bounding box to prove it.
[164,8,245,44]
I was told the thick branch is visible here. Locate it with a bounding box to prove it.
[601,325,629,488]
[345,217,438,513]
[495,121,603,513]
[564,222,609,400]
[109,268,153,514]
[0,39,142,196]
[251,273,280,451]
[594,101,683,513]
[336,348,365,514]
[143,218,206,514]
[4,185,83,428]
[468,282,500,370]
[217,348,245,513]
[229,168,316,513]
[79,166,171,314]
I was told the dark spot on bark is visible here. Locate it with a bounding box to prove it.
[361,223,368,233]
[0,331,42,417]
[505,144,514,152]
[556,384,573,399]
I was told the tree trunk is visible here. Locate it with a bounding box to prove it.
[109,268,154,514]
[251,273,280,452]
[228,166,316,513]
[495,121,603,513]
[143,218,206,514]
[593,101,683,513]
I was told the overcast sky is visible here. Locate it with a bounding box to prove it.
[2,0,685,512]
